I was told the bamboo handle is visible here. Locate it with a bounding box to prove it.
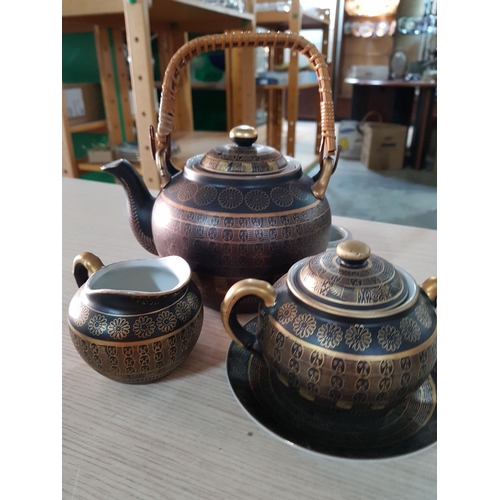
[153,31,337,177]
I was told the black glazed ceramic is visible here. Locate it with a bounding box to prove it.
[226,319,437,459]
[68,252,203,384]
[103,127,335,312]
[221,240,437,411]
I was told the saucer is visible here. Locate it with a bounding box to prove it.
[226,318,437,459]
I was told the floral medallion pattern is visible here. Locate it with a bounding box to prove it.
[218,187,243,209]
[175,301,192,322]
[156,310,177,333]
[292,314,316,338]
[133,316,155,339]
[270,187,293,207]
[289,181,310,201]
[400,317,421,342]
[74,306,89,327]
[377,325,402,352]
[194,185,218,206]
[345,324,372,352]
[245,189,270,211]
[277,302,297,324]
[177,182,198,202]
[317,323,343,348]
[186,292,200,311]
[88,314,107,336]
[108,318,130,340]
[415,302,432,329]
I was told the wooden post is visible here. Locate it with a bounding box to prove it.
[286,0,302,157]
[112,28,135,142]
[164,29,194,132]
[227,46,256,128]
[122,0,160,189]
[94,25,123,148]
[62,91,79,178]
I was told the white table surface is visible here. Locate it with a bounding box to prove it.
[62,177,437,500]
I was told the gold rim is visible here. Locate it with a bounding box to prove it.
[82,287,190,317]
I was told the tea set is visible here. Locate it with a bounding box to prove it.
[67,31,437,458]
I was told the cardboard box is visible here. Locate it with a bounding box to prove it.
[335,120,363,160]
[63,83,105,126]
[87,148,114,164]
[360,123,408,170]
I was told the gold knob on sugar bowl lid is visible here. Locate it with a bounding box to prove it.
[336,240,371,265]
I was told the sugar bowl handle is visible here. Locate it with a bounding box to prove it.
[72,252,105,288]
[421,276,437,307]
[221,279,278,356]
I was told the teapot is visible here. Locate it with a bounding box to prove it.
[102,31,340,312]
[68,252,203,384]
[221,240,437,412]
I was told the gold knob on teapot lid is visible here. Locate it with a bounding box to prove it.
[336,240,371,265]
[230,125,258,147]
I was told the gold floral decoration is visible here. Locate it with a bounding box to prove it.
[270,187,293,207]
[177,182,198,202]
[175,302,192,322]
[317,323,343,349]
[186,292,200,311]
[88,314,107,336]
[156,310,177,333]
[292,313,316,339]
[194,185,218,206]
[289,181,309,201]
[218,187,243,209]
[74,306,89,327]
[108,317,130,340]
[400,317,421,342]
[345,324,372,351]
[415,303,432,329]
[277,302,297,324]
[133,316,155,339]
[245,189,270,211]
[377,325,402,352]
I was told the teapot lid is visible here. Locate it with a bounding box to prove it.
[197,125,289,174]
[288,240,417,318]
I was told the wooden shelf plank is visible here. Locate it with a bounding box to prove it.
[257,82,318,90]
[78,161,142,175]
[62,0,123,17]
[256,10,329,30]
[69,119,108,133]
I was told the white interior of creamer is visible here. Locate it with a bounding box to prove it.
[88,256,190,293]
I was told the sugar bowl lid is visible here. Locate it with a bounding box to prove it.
[287,240,417,318]
[197,125,290,174]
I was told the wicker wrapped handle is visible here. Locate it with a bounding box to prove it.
[152,30,337,177]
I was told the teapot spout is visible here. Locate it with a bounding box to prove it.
[101,159,158,255]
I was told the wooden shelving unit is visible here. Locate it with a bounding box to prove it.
[62,0,257,189]
[255,1,332,157]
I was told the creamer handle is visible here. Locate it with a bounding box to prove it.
[220,279,278,356]
[72,252,105,288]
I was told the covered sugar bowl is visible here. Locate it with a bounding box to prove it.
[221,240,437,412]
